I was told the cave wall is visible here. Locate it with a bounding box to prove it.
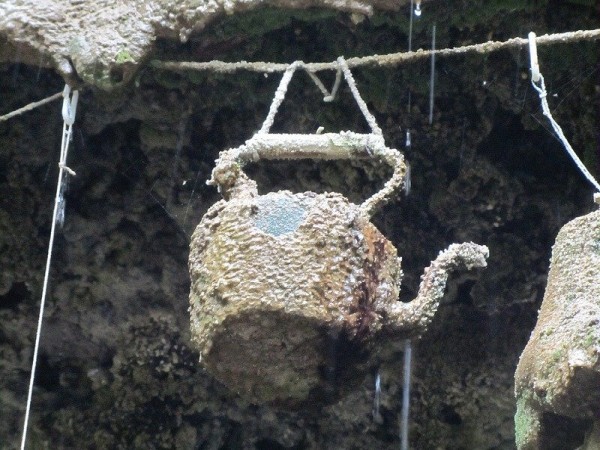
[1,1,599,449]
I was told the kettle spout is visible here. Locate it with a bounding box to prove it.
[384,242,489,337]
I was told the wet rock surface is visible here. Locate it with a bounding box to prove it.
[1,2,599,449]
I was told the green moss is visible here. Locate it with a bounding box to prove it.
[583,333,597,348]
[541,328,554,338]
[537,346,565,380]
[550,348,563,363]
[115,48,134,64]
[515,397,540,449]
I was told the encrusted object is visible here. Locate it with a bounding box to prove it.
[188,60,488,407]
[188,140,488,407]
[515,206,600,449]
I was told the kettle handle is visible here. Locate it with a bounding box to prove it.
[258,57,383,137]
[210,132,406,217]
[208,58,407,217]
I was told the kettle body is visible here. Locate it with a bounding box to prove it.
[188,59,488,407]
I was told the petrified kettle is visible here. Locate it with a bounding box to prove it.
[188,58,488,408]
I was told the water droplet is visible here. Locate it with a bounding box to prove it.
[56,195,65,228]
[372,371,383,423]
[400,339,413,450]
[56,176,69,228]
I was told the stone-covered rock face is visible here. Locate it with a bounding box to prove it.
[0,0,406,90]
[1,1,599,449]
[515,206,600,450]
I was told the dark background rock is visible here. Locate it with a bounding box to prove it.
[1,2,599,448]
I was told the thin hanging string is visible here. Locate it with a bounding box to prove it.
[408,0,415,53]
[20,85,78,450]
[428,24,436,125]
[405,0,415,137]
[152,28,600,74]
[528,32,600,195]
[400,4,416,448]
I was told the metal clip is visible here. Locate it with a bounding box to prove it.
[528,32,541,83]
[62,85,79,126]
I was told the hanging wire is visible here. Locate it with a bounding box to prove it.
[428,24,436,125]
[400,339,412,450]
[530,74,600,193]
[528,32,600,195]
[20,85,78,450]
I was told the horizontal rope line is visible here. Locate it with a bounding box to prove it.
[3,29,598,122]
[0,91,63,122]
[152,28,600,74]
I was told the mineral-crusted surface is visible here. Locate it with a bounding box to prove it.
[515,207,600,450]
[189,190,402,406]
[190,156,486,406]
[0,0,408,89]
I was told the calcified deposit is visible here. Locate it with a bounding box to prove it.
[189,122,488,407]
[515,205,600,450]
[0,0,408,90]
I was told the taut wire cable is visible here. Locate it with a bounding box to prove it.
[20,85,79,450]
[428,23,436,125]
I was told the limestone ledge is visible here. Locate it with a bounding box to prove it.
[0,0,406,90]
